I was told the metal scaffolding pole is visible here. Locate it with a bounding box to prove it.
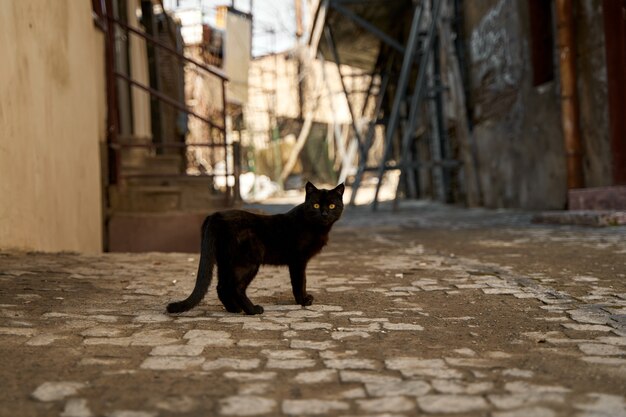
[324,25,367,164]
[348,68,392,205]
[371,3,425,210]
[392,0,443,210]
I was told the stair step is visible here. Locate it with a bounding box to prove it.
[108,181,230,212]
[121,154,185,176]
[568,186,626,210]
[109,185,182,212]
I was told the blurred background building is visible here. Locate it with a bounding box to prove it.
[1,0,624,253]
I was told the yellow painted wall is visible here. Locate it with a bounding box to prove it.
[0,1,106,252]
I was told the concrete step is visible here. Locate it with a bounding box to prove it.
[107,211,208,252]
[568,186,626,210]
[109,180,234,213]
[532,210,626,226]
[109,185,182,212]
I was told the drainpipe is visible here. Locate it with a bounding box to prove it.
[555,0,585,190]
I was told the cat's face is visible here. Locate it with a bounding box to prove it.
[303,182,345,226]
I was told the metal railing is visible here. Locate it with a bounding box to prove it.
[102,0,237,203]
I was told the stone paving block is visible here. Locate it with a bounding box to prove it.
[238,383,271,396]
[339,371,402,384]
[132,313,171,323]
[294,369,337,384]
[349,318,389,323]
[562,323,614,332]
[129,330,180,346]
[290,322,333,330]
[290,340,336,350]
[31,382,87,402]
[578,343,625,356]
[581,356,626,365]
[326,286,357,292]
[382,323,423,331]
[150,345,204,356]
[140,356,204,370]
[266,358,316,369]
[61,398,93,417]
[203,358,261,371]
[452,348,476,356]
[183,330,234,346]
[83,337,132,347]
[306,305,344,312]
[286,310,324,319]
[242,322,288,331]
[282,399,349,415]
[385,358,464,379]
[501,368,534,378]
[150,395,198,413]
[80,327,124,337]
[337,387,367,399]
[320,350,359,359]
[238,339,283,348]
[482,288,522,295]
[568,309,610,324]
[330,311,364,317]
[26,334,65,346]
[218,316,261,324]
[324,358,379,370]
[0,327,37,337]
[488,393,567,409]
[364,380,431,397]
[593,336,626,345]
[492,406,556,417]
[79,358,127,366]
[504,381,570,394]
[573,393,626,417]
[261,349,309,359]
[224,372,277,381]
[356,396,415,413]
[431,379,494,394]
[331,330,371,340]
[445,357,500,368]
[107,411,157,417]
[283,330,299,338]
[417,394,489,413]
[219,395,277,416]
[175,317,216,323]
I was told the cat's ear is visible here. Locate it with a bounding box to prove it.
[333,183,345,196]
[305,181,318,195]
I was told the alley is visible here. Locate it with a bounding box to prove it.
[1,201,625,417]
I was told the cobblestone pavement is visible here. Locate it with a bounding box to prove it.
[1,201,626,417]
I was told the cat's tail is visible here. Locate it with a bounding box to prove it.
[166,215,216,313]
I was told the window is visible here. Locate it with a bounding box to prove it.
[528,0,555,86]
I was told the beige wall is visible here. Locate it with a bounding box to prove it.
[0,1,106,252]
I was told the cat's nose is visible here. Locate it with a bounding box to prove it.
[321,211,328,217]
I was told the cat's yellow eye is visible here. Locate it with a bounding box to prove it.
[313,203,320,209]
[329,204,336,209]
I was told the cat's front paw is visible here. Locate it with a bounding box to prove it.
[249,304,264,315]
[300,294,314,306]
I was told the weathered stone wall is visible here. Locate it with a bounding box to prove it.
[463,0,611,209]
[576,0,611,188]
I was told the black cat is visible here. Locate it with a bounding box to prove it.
[166,182,345,315]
